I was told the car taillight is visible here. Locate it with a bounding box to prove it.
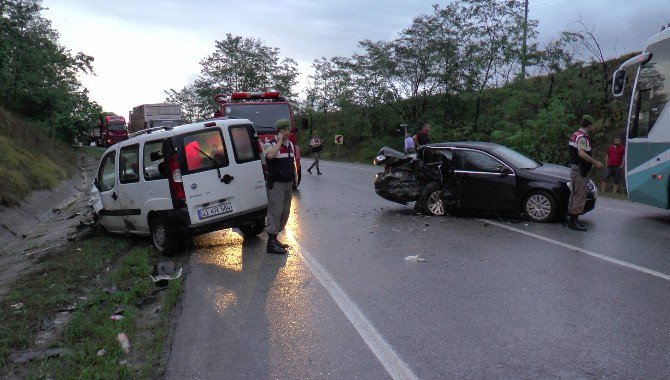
[168,154,185,199]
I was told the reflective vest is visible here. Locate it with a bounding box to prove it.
[568,128,591,165]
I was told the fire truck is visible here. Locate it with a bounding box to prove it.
[214,91,303,188]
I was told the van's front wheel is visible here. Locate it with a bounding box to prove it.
[150,216,181,255]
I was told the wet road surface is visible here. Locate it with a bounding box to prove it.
[167,158,670,379]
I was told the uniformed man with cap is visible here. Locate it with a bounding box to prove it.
[263,119,295,254]
[567,115,603,231]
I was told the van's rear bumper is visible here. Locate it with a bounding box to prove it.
[161,206,267,236]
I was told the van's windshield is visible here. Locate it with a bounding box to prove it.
[223,103,291,134]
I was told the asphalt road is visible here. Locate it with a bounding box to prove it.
[167,158,670,379]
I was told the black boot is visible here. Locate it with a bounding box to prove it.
[576,215,586,227]
[568,214,587,231]
[275,237,290,249]
[267,234,287,254]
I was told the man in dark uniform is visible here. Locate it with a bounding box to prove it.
[567,115,603,231]
[263,119,295,254]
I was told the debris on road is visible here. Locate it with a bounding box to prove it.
[150,261,182,284]
[404,255,427,262]
[117,333,131,354]
[9,348,72,364]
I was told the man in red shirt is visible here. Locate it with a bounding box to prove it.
[601,137,625,193]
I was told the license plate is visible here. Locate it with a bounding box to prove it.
[197,202,233,219]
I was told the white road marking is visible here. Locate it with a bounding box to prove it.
[597,206,644,215]
[291,235,419,380]
[480,218,670,282]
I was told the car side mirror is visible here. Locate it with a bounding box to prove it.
[93,177,101,190]
[499,167,512,176]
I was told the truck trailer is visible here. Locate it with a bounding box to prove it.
[129,103,183,134]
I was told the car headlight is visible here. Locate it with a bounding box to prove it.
[373,154,385,165]
[587,180,596,192]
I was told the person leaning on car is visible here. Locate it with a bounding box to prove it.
[263,119,295,254]
[567,115,603,231]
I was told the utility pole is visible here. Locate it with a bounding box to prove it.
[521,0,529,80]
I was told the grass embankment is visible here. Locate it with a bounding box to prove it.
[0,106,78,206]
[0,236,182,378]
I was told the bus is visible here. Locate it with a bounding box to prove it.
[612,28,670,209]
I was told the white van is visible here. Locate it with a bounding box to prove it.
[94,118,268,254]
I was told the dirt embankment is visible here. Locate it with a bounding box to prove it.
[0,154,99,296]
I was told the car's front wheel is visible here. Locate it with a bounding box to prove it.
[150,215,181,255]
[420,182,445,216]
[523,191,557,222]
[238,217,266,237]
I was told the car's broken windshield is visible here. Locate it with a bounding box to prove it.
[492,146,540,169]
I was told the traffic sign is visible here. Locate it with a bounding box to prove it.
[334,135,343,144]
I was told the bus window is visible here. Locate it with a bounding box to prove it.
[630,38,670,139]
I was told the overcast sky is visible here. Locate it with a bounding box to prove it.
[42,0,669,118]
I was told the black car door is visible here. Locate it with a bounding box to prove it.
[452,149,517,213]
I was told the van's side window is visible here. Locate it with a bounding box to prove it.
[119,144,140,184]
[230,124,259,163]
[143,140,166,181]
[183,130,228,172]
[98,151,116,191]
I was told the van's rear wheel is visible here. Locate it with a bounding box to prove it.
[150,216,181,255]
[238,217,265,237]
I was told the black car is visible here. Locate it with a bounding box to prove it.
[373,142,597,222]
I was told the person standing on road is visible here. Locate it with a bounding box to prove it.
[263,119,295,254]
[413,123,431,148]
[404,133,416,154]
[601,136,625,194]
[307,135,323,175]
[567,115,603,231]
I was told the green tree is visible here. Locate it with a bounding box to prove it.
[0,0,98,143]
[166,34,299,120]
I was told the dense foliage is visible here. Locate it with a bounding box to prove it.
[0,0,100,144]
[163,0,635,167]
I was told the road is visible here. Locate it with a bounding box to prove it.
[167,158,670,379]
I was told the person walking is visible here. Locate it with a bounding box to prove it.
[601,136,625,193]
[567,115,603,231]
[413,123,431,148]
[307,135,323,175]
[404,133,416,154]
[263,119,295,254]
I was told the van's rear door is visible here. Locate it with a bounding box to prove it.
[225,122,267,211]
[178,127,241,225]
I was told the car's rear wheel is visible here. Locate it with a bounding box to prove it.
[523,191,557,223]
[238,217,265,237]
[420,182,445,216]
[150,215,181,255]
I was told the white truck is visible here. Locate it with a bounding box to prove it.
[129,103,183,134]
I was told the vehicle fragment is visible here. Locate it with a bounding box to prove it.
[404,255,427,262]
[150,261,182,284]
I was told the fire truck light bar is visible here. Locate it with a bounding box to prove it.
[230,91,281,100]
